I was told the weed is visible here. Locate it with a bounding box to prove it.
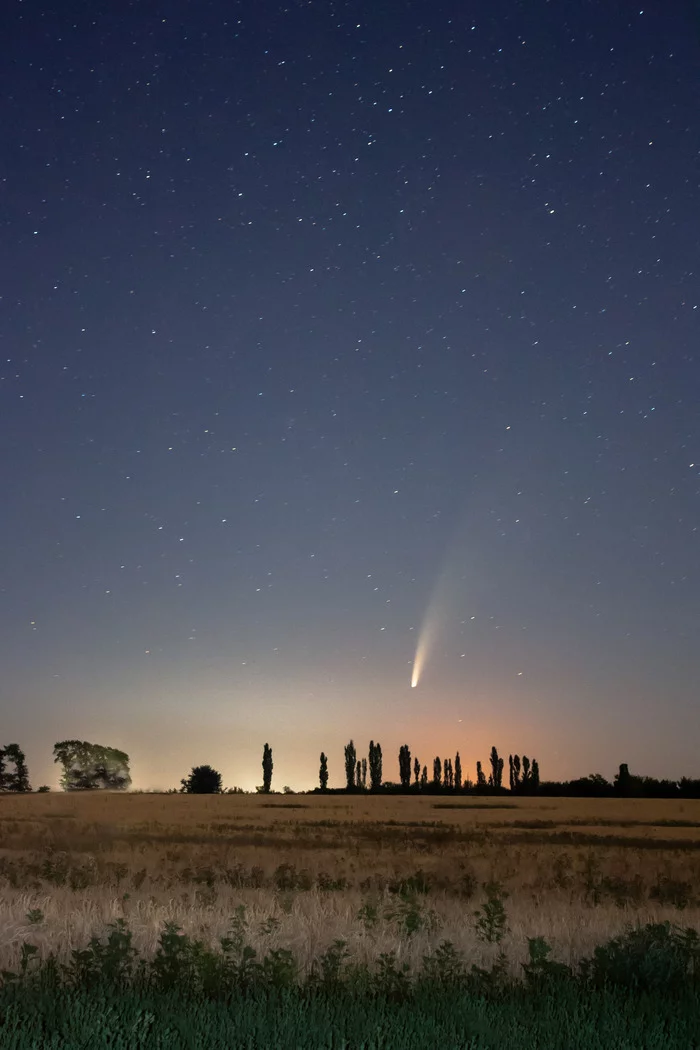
[521,937,572,988]
[419,940,467,987]
[473,881,509,944]
[650,876,696,910]
[357,899,380,930]
[308,940,351,988]
[64,919,139,988]
[374,950,411,999]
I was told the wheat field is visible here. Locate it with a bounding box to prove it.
[1,791,699,982]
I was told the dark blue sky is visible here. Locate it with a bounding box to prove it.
[2,0,698,790]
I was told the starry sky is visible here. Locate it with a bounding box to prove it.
[2,0,699,792]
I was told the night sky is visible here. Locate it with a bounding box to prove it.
[2,1,699,792]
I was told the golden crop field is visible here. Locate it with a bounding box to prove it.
[1,791,699,982]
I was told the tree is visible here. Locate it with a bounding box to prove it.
[262,743,273,793]
[489,746,504,789]
[476,761,486,788]
[413,756,420,786]
[509,754,514,792]
[432,756,442,789]
[420,765,428,790]
[521,755,531,791]
[361,757,367,789]
[455,752,462,791]
[531,758,540,791]
[0,744,31,792]
[444,758,453,789]
[398,745,411,791]
[356,760,362,788]
[512,754,521,792]
[53,740,130,791]
[180,765,222,794]
[368,741,382,791]
[344,740,357,791]
[614,762,643,797]
[319,752,328,792]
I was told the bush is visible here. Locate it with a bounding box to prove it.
[579,921,700,992]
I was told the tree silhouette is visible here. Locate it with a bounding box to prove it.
[0,744,31,792]
[489,746,504,789]
[420,765,428,790]
[398,745,411,791]
[455,752,462,791]
[413,756,420,786]
[53,740,130,791]
[444,757,453,789]
[319,752,328,792]
[361,757,367,788]
[512,754,521,792]
[369,741,383,791]
[509,754,514,792]
[344,740,356,791]
[531,758,540,791]
[476,760,486,788]
[356,759,361,788]
[262,743,273,793]
[180,765,222,794]
[521,755,531,791]
[432,756,442,789]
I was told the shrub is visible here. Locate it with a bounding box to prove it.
[579,921,700,992]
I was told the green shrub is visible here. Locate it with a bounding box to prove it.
[579,921,700,992]
[473,881,509,944]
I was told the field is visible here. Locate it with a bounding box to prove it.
[2,790,700,982]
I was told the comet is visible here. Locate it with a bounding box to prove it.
[410,526,473,689]
[410,598,443,689]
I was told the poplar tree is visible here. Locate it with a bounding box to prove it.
[319,752,328,792]
[262,743,273,793]
[344,740,357,791]
[455,752,462,791]
[369,741,383,791]
[398,745,411,791]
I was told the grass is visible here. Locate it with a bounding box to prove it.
[2,792,700,1045]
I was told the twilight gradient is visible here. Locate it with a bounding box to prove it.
[1,1,699,791]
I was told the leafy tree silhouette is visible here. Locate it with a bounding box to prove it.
[0,744,31,792]
[455,751,462,791]
[433,756,442,789]
[319,752,328,792]
[53,741,130,791]
[420,765,428,790]
[413,756,420,786]
[180,765,222,794]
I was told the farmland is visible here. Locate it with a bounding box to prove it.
[1,790,700,981]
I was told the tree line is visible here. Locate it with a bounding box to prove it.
[2,738,700,799]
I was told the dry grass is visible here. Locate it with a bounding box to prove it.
[1,791,699,980]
